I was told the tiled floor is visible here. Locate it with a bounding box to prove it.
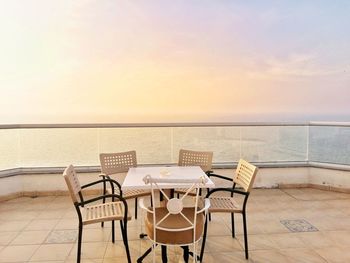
[1,188,350,262]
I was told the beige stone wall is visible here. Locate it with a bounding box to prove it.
[2,167,350,201]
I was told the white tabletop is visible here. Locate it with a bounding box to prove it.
[121,166,215,190]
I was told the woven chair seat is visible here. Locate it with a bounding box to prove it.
[208,196,242,213]
[82,201,132,225]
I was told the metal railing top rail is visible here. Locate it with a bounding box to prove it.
[1,121,349,129]
[1,121,350,130]
[309,121,350,127]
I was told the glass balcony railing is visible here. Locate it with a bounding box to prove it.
[0,122,349,174]
[309,124,350,165]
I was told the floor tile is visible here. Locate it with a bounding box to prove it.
[25,219,60,231]
[82,228,111,243]
[205,235,242,253]
[0,231,19,246]
[328,230,350,247]
[67,242,108,260]
[45,229,78,244]
[280,219,318,232]
[315,246,350,263]
[250,249,290,263]
[0,220,31,231]
[11,230,50,245]
[29,243,73,261]
[297,231,335,248]
[0,245,39,262]
[105,240,140,258]
[280,248,327,263]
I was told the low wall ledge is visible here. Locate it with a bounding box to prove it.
[1,161,349,179]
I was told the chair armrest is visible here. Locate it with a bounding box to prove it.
[81,178,122,190]
[139,198,153,214]
[99,173,111,179]
[208,173,232,182]
[206,187,248,197]
[197,198,210,214]
[79,193,126,206]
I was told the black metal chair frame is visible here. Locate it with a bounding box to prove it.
[100,173,141,219]
[200,173,251,260]
[74,178,131,263]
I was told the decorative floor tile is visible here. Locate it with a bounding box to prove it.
[45,230,77,244]
[280,219,318,233]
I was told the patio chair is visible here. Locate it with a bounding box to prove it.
[139,175,210,263]
[99,150,151,219]
[175,149,213,196]
[63,164,131,263]
[200,159,258,260]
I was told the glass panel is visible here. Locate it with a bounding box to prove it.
[309,126,350,165]
[0,129,20,170]
[99,127,172,164]
[172,127,241,164]
[241,126,308,162]
[19,128,99,167]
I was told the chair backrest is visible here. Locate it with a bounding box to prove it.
[100,150,137,175]
[178,149,213,172]
[63,164,82,203]
[233,159,258,193]
[143,175,207,244]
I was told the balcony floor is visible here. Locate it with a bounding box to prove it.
[1,188,350,262]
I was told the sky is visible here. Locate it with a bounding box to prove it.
[0,0,349,123]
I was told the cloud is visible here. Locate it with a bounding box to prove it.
[247,53,347,79]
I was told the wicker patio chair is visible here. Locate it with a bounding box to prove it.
[63,164,131,263]
[200,159,258,260]
[99,150,151,219]
[175,149,213,196]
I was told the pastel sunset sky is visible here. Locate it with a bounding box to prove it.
[0,0,349,123]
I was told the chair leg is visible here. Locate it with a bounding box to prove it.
[135,198,138,219]
[111,220,115,243]
[121,219,132,263]
[182,246,189,263]
[231,213,235,238]
[161,245,168,263]
[208,213,211,221]
[199,217,208,262]
[242,212,249,259]
[119,221,125,243]
[101,181,106,228]
[77,223,83,263]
